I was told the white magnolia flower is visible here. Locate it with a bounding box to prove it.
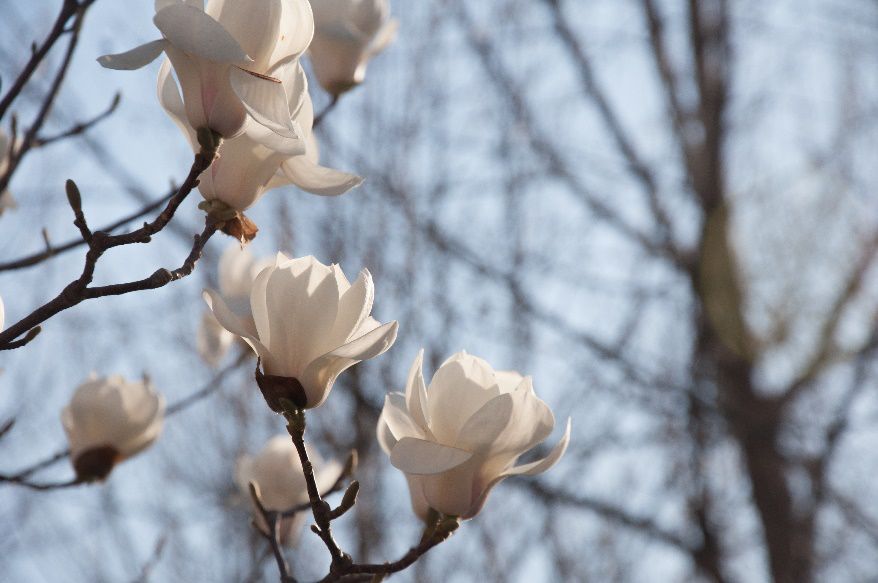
[61,375,166,481]
[309,0,398,95]
[236,435,342,544]
[99,0,315,139]
[204,253,398,409]
[377,351,571,519]
[0,129,16,214]
[159,57,361,210]
[197,244,273,365]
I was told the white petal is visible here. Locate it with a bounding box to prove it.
[155,4,251,64]
[282,154,363,196]
[326,269,373,348]
[404,350,430,429]
[381,393,424,441]
[98,39,167,70]
[427,356,499,444]
[269,0,315,63]
[505,418,571,477]
[453,393,514,454]
[299,321,398,407]
[208,0,282,70]
[389,437,472,475]
[157,59,199,150]
[230,67,299,138]
[376,409,397,455]
[203,288,268,359]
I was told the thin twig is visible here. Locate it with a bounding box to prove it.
[0,474,82,491]
[0,190,174,272]
[33,92,120,147]
[0,0,94,121]
[0,146,218,350]
[248,483,297,583]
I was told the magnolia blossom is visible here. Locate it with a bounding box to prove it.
[197,244,273,365]
[61,375,166,481]
[0,129,16,214]
[159,57,361,210]
[236,435,342,544]
[204,253,398,409]
[99,0,315,139]
[377,351,571,519]
[309,0,398,95]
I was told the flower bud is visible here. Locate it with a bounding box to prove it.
[61,375,165,481]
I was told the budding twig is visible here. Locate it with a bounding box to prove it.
[0,142,220,350]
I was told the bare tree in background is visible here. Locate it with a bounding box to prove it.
[1,1,878,582]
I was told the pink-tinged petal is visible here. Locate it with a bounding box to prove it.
[203,288,268,359]
[98,39,167,70]
[299,321,398,407]
[208,0,282,70]
[404,350,430,429]
[389,437,472,475]
[156,59,199,150]
[504,418,571,477]
[282,153,363,196]
[453,393,514,454]
[230,67,299,138]
[381,393,424,441]
[154,4,251,64]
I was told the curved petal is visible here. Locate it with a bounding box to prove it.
[269,0,315,64]
[326,269,373,348]
[282,154,363,196]
[404,350,430,429]
[157,58,199,150]
[154,4,251,64]
[376,409,397,455]
[504,418,571,477]
[390,437,472,475]
[230,67,299,138]
[453,393,514,454]
[98,39,167,70]
[381,393,424,441]
[208,0,282,70]
[203,288,267,358]
[299,320,398,407]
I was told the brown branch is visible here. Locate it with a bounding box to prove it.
[0,190,174,272]
[542,0,675,245]
[282,407,351,572]
[0,474,82,491]
[0,1,89,195]
[0,146,218,350]
[248,483,297,583]
[0,0,95,121]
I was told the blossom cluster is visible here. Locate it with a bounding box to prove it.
[2,0,570,553]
